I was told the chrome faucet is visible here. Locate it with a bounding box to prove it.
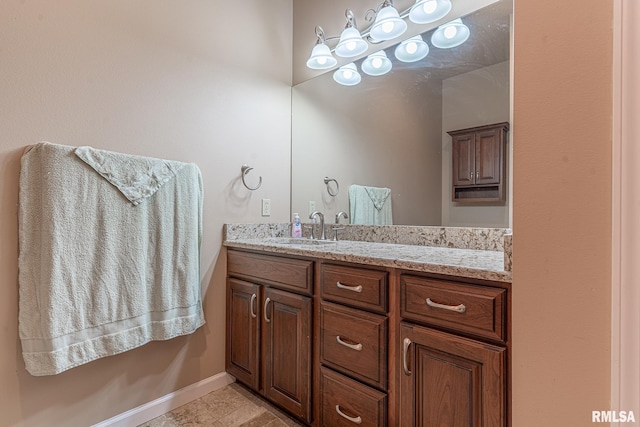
[332,211,349,241]
[309,211,325,240]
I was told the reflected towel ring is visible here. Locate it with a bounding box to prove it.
[241,165,262,191]
[324,177,339,197]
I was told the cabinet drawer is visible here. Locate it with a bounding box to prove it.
[227,250,313,294]
[320,302,387,390]
[320,264,388,313]
[320,367,387,427]
[400,275,506,342]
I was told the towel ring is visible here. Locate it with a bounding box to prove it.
[324,177,339,197]
[241,165,262,191]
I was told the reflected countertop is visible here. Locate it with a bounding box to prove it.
[223,237,511,284]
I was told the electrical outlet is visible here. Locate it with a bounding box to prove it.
[261,198,271,216]
[308,200,316,215]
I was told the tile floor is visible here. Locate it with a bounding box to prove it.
[138,382,305,427]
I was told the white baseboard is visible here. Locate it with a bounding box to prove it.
[92,372,236,427]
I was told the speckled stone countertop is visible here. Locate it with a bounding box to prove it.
[223,224,512,283]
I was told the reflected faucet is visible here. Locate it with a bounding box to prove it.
[332,211,349,241]
[309,211,325,240]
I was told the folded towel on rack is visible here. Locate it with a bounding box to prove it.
[18,142,205,376]
[348,184,393,225]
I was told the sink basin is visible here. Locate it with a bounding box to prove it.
[279,238,336,245]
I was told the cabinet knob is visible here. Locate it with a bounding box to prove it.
[403,337,412,376]
[336,335,363,351]
[263,297,271,323]
[336,281,363,293]
[426,298,466,313]
[250,293,257,318]
[335,405,362,424]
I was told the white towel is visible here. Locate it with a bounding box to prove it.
[18,142,205,376]
[349,184,393,225]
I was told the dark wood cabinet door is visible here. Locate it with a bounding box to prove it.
[452,133,476,186]
[475,128,502,185]
[262,287,312,422]
[226,278,260,390]
[399,322,505,427]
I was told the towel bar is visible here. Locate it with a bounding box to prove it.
[324,177,339,196]
[241,164,262,191]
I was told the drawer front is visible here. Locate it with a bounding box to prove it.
[227,250,313,294]
[320,302,387,389]
[320,264,388,313]
[321,367,387,427]
[400,275,506,342]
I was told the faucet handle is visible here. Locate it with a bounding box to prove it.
[331,226,346,241]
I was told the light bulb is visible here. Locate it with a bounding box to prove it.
[382,22,395,34]
[346,41,356,51]
[444,25,457,39]
[343,70,353,79]
[406,42,418,54]
[372,57,383,68]
[317,57,327,65]
[422,0,437,14]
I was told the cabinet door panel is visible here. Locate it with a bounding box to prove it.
[262,287,312,422]
[475,129,502,185]
[400,322,505,427]
[452,134,476,186]
[226,279,260,390]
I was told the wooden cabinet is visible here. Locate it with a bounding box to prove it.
[318,263,390,427]
[226,250,313,423]
[227,249,510,426]
[448,122,509,202]
[399,274,508,426]
[399,323,505,427]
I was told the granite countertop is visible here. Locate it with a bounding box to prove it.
[223,237,512,284]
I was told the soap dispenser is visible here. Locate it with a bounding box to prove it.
[291,213,302,238]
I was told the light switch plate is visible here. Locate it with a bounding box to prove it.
[308,200,316,216]
[261,198,271,216]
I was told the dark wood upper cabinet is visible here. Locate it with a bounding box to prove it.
[448,122,509,203]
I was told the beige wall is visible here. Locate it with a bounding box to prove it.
[441,61,511,227]
[512,1,612,426]
[0,1,292,426]
[291,71,442,226]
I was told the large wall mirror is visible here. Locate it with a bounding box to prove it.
[292,0,512,227]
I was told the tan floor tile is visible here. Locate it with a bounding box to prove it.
[217,404,267,427]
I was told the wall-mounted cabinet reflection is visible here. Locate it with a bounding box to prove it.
[449,122,509,203]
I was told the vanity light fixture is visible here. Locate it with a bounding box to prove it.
[333,63,362,86]
[306,27,338,70]
[409,0,452,24]
[431,18,470,49]
[361,50,393,76]
[394,35,429,62]
[369,0,407,42]
[335,10,369,58]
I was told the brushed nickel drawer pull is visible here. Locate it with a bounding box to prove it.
[426,298,466,313]
[263,297,271,323]
[403,337,412,376]
[250,293,257,318]
[336,281,363,293]
[336,335,363,351]
[335,405,362,424]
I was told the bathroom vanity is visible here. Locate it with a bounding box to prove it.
[224,224,511,426]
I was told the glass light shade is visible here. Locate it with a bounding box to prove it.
[369,5,407,41]
[431,18,470,49]
[409,0,452,24]
[335,27,368,58]
[361,51,392,76]
[394,35,429,62]
[333,63,361,86]
[306,43,338,70]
